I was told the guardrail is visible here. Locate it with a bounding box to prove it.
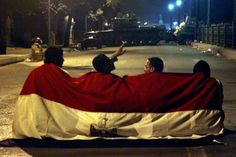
[197,22,236,49]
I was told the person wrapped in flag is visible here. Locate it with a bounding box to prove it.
[12,46,224,140]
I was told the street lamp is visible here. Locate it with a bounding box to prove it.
[207,0,211,26]
[176,0,182,7]
[168,3,175,11]
[176,0,182,26]
[168,3,175,30]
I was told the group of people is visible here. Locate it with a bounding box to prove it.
[13,45,225,140]
[43,43,211,77]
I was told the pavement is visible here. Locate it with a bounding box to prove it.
[0,45,236,156]
[191,42,236,60]
[0,47,31,66]
[1,44,236,66]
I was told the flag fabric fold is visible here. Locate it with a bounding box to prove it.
[12,64,224,140]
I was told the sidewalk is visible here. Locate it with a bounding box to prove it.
[191,42,236,61]
[0,47,31,66]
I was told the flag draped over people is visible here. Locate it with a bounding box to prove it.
[12,64,224,140]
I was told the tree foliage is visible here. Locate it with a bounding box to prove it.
[0,0,40,15]
[0,0,40,47]
[105,0,120,10]
[0,0,122,47]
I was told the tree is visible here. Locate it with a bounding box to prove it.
[0,0,122,49]
[0,0,40,52]
[105,0,120,10]
[41,0,69,46]
[61,0,105,46]
[60,0,122,46]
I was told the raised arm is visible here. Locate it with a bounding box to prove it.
[110,41,127,62]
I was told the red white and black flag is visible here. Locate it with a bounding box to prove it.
[12,64,224,140]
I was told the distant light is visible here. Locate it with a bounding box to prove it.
[173,21,178,26]
[180,22,185,27]
[88,36,94,39]
[64,16,69,21]
[104,22,109,26]
[207,48,212,52]
[176,0,182,7]
[168,3,175,11]
[144,22,148,25]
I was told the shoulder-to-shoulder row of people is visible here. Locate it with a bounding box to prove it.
[43,44,211,77]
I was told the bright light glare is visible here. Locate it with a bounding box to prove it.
[168,3,175,11]
[104,22,109,26]
[173,21,178,25]
[64,16,69,21]
[176,0,182,7]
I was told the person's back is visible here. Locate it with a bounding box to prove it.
[92,54,115,74]
[193,60,224,105]
[44,47,64,68]
[193,60,211,77]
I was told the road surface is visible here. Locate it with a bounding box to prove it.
[0,45,236,156]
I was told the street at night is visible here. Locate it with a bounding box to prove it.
[1,0,236,156]
[0,45,236,156]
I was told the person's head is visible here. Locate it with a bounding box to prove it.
[44,47,64,67]
[193,60,211,77]
[144,57,164,73]
[92,54,115,74]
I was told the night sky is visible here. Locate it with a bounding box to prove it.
[120,0,191,24]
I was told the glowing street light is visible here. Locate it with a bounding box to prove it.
[168,3,175,11]
[176,0,182,7]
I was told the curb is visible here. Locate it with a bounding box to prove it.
[0,54,31,66]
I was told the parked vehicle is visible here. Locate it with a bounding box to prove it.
[81,32,102,50]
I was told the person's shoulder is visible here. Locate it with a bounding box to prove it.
[215,79,223,87]
[60,68,70,74]
[31,64,46,73]
[207,77,223,88]
[32,64,67,75]
[208,77,220,83]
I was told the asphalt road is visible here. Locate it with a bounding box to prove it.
[0,45,236,156]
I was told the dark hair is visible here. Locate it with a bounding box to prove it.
[92,54,115,74]
[148,57,164,72]
[193,60,211,77]
[44,47,64,67]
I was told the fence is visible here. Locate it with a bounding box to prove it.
[197,22,236,49]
